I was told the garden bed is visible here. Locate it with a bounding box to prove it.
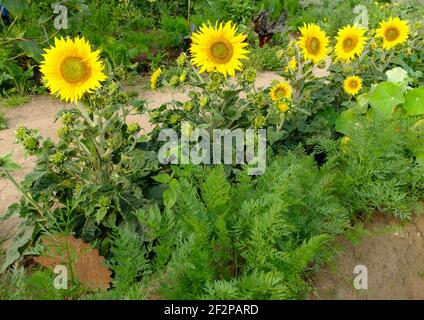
[0,0,423,302]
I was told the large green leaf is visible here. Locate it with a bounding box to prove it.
[0,222,34,273]
[335,108,358,135]
[17,40,43,62]
[369,82,405,117]
[404,87,424,116]
[3,0,28,17]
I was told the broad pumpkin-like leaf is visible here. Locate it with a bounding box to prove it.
[335,108,358,135]
[404,87,424,116]
[369,82,405,117]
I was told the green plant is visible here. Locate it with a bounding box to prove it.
[317,73,424,218]
[0,81,162,272]
[249,45,285,71]
[0,110,6,129]
[134,153,348,299]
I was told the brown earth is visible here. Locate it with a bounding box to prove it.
[312,212,424,300]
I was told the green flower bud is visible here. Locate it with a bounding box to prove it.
[183,101,194,112]
[253,115,265,128]
[49,151,66,165]
[61,112,76,126]
[149,110,161,121]
[169,75,180,87]
[169,113,182,125]
[176,53,188,67]
[23,136,39,152]
[99,196,111,207]
[199,96,209,108]
[127,122,141,134]
[244,67,257,84]
[179,71,187,84]
[15,127,29,142]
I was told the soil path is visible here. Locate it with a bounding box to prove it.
[312,213,424,300]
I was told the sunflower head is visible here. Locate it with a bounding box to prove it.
[343,76,362,96]
[335,25,367,62]
[190,21,249,77]
[270,81,292,101]
[277,102,290,113]
[376,17,409,50]
[40,37,107,103]
[298,23,330,63]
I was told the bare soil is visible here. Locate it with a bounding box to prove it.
[312,212,424,300]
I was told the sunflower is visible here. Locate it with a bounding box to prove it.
[270,81,292,101]
[335,25,367,62]
[150,67,162,90]
[40,37,106,103]
[298,23,330,63]
[190,21,249,77]
[343,76,362,96]
[376,17,409,49]
[277,102,290,113]
[284,57,297,72]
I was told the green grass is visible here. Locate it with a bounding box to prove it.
[1,96,29,109]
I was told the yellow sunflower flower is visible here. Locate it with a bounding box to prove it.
[270,81,292,101]
[343,76,362,96]
[376,17,409,50]
[335,25,367,62]
[190,21,249,77]
[298,23,330,63]
[284,57,297,72]
[277,102,290,113]
[150,67,162,90]
[40,37,106,103]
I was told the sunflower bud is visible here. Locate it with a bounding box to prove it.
[183,101,194,112]
[23,136,39,152]
[199,96,209,108]
[179,71,188,84]
[49,151,66,165]
[253,115,265,128]
[176,53,188,66]
[169,75,180,87]
[169,113,182,125]
[127,123,141,134]
[15,127,29,142]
